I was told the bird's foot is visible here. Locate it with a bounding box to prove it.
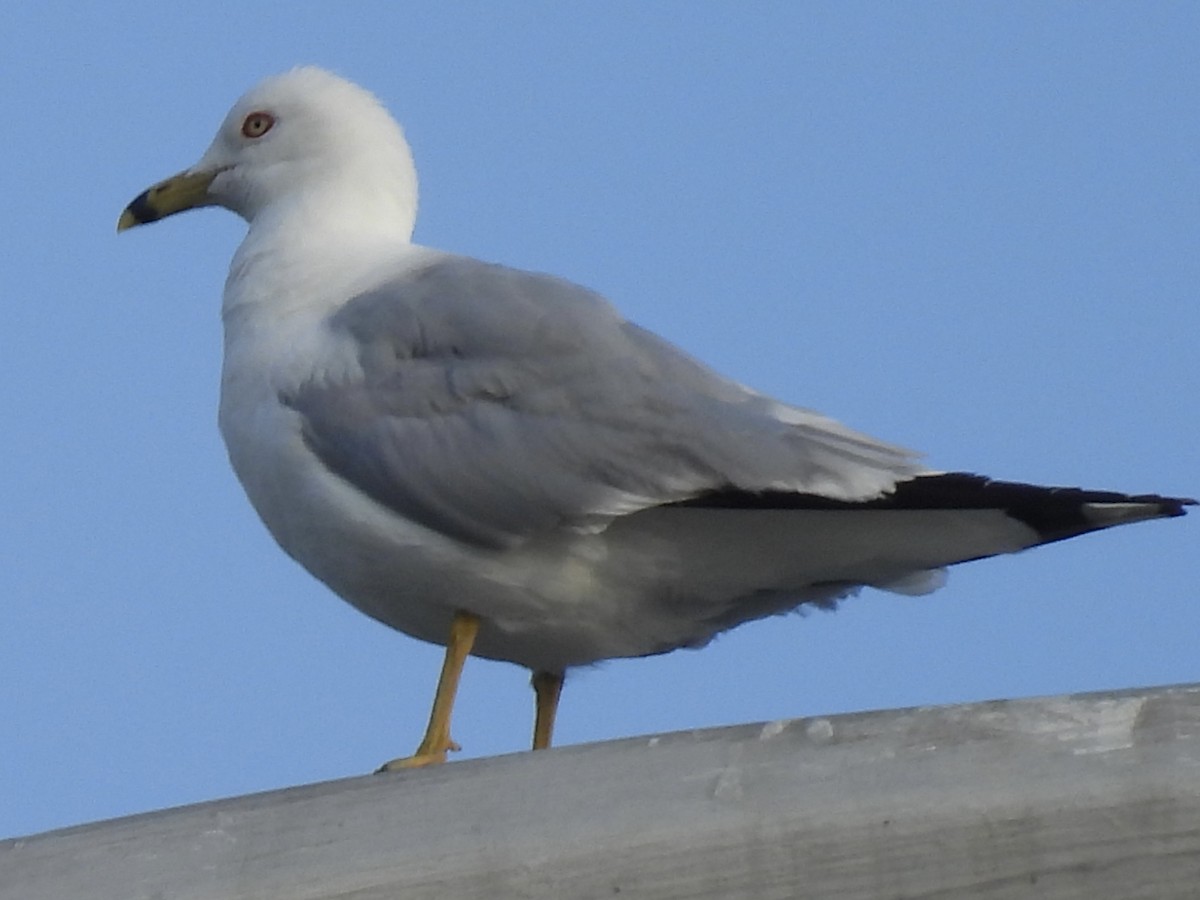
[375,737,461,772]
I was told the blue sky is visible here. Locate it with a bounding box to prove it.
[2,3,1196,839]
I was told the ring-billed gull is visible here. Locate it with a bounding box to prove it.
[118,67,1192,769]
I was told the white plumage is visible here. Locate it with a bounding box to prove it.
[119,67,1192,764]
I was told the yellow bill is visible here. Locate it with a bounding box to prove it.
[117,168,222,232]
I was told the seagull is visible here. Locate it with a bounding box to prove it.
[118,67,1193,768]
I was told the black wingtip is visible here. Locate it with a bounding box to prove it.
[674,473,1192,544]
[1162,496,1197,517]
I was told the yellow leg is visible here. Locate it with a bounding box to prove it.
[378,610,481,771]
[531,670,564,751]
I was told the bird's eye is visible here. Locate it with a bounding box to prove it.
[241,111,275,139]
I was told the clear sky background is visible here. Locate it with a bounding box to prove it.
[2,3,1196,839]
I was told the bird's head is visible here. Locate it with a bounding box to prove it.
[118,67,419,239]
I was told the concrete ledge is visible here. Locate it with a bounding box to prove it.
[3,683,1199,899]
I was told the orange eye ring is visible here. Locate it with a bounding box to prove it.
[241,111,275,139]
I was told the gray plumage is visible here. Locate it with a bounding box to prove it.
[119,66,1191,689]
[283,256,922,551]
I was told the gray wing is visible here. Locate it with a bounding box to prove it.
[282,254,922,549]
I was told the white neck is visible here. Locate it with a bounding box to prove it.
[222,185,418,321]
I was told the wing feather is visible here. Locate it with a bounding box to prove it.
[281,255,921,548]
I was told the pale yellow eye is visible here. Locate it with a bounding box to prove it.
[241,111,275,139]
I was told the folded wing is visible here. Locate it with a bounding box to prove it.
[283,254,923,549]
